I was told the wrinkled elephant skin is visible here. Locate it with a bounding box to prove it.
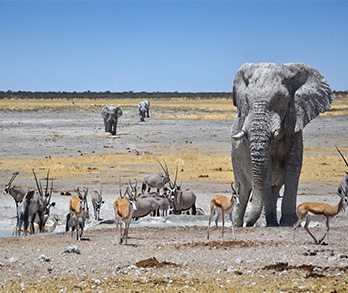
[231,63,333,227]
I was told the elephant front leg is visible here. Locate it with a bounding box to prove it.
[280,133,303,227]
[246,192,264,226]
[111,121,118,136]
[233,186,251,227]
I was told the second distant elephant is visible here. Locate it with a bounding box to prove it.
[138,100,150,122]
[101,106,123,135]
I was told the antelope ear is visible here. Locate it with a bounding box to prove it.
[284,64,333,134]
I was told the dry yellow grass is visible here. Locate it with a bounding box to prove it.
[0,150,233,184]
[1,147,347,185]
[0,97,235,113]
[1,96,347,119]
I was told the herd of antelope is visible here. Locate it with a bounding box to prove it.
[2,147,348,245]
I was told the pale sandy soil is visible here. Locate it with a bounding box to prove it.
[0,105,348,292]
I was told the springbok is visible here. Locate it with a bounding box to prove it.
[207,183,240,240]
[43,214,60,233]
[114,178,137,244]
[68,187,89,240]
[293,191,348,245]
[16,170,55,236]
[13,214,59,235]
[336,146,348,197]
[92,189,105,220]
[142,159,171,193]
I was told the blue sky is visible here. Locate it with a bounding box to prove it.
[0,1,347,92]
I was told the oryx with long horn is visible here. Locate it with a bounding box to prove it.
[16,169,55,236]
[168,164,197,215]
[336,146,348,198]
[142,159,171,193]
[33,169,56,227]
[3,172,33,226]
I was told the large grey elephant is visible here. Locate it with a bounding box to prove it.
[101,106,123,135]
[231,63,333,227]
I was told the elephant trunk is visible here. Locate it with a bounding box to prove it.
[245,113,274,226]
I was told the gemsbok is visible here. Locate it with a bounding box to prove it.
[142,159,171,193]
[207,183,240,240]
[138,188,171,217]
[114,178,137,244]
[68,187,89,240]
[293,191,348,245]
[92,189,105,220]
[3,172,32,225]
[168,165,197,215]
[16,170,55,236]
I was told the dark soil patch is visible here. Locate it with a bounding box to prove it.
[135,257,179,268]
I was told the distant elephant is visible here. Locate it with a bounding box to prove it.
[138,100,150,122]
[231,63,333,227]
[101,106,123,135]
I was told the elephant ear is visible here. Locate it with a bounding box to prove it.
[284,63,333,134]
[117,107,123,118]
[232,64,255,113]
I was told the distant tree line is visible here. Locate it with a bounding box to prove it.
[0,91,232,100]
[333,91,348,96]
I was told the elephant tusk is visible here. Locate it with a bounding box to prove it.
[232,131,245,141]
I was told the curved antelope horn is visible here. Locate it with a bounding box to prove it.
[336,146,348,168]
[164,160,169,176]
[119,175,123,198]
[133,179,138,198]
[32,169,43,196]
[156,158,169,177]
[174,163,178,187]
[84,188,89,208]
[77,187,83,199]
[124,185,129,198]
[8,172,19,186]
[49,180,54,202]
[128,177,132,191]
[45,169,50,197]
[231,182,236,193]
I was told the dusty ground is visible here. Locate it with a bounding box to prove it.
[0,98,348,292]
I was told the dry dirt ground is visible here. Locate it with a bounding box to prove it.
[0,102,348,292]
